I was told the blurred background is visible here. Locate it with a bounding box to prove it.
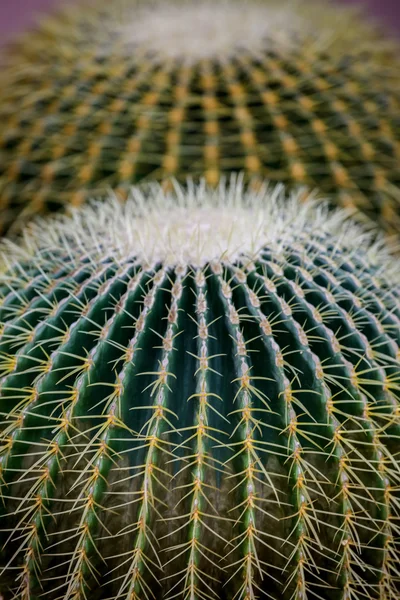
[0,0,399,42]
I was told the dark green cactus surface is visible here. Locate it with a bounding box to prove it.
[0,181,399,600]
[1,0,400,235]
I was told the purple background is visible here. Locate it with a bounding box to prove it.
[0,0,399,42]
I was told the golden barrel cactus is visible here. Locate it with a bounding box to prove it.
[0,180,399,599]
[0,0,399,234]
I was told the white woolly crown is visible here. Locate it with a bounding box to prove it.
[55,0,373,63]
[118,1,305,60]
[1,178,395,280]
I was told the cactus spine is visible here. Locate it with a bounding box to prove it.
[0,180,399,600]
[0,0,400,235]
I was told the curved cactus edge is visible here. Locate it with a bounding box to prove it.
[1,0,397,68]
[0,177,397,281]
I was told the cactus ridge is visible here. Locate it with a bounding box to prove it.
[0,181,399,600]
[1,0,400,235]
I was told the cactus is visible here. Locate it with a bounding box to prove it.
[0,178,399,600]
[1,0,400,235]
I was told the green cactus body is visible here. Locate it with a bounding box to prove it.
[0,180,399,600]
[1,0,400,235]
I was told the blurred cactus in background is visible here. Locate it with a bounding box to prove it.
[0,180,399,599]
[0,0,399,235]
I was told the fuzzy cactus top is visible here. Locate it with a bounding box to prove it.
[0,0,400,235]
[0,179,399,600]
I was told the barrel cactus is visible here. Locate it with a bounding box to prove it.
[1,0,400,235]
[0,179,399,600]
